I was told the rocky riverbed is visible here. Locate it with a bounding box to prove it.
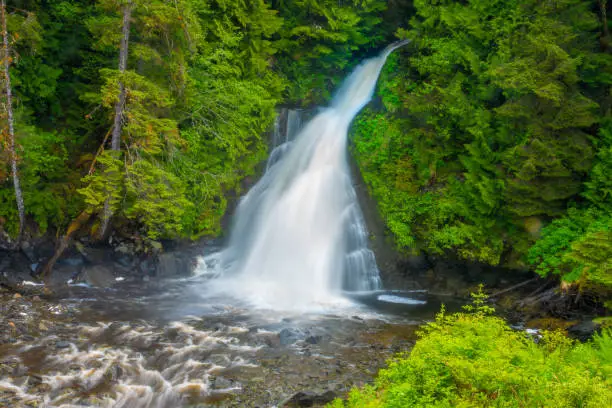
[0,274,433,408]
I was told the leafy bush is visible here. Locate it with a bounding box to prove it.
[528,208,612,298]
[0,125,80,235]
[330,289,612,407]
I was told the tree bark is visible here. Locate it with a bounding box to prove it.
[600,0,611,51]
[98,1,132,241]
[40,210,92,281]
[602,1,610,37]
[1,0,25,247]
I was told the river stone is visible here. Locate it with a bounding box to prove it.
[279,328,307,345]
[568,320,599,341]
[213,376,234,389]
[281,390,337,407]
[304,334,322,345]
[82,265,115,288]
[20,241,36,263]
[56,341,71,349]
[46,264,79,287]
[76,244,109,264]
[156,252,191,277]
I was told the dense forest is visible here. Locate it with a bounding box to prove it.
[0,0,610,301]
[352,0,612,306]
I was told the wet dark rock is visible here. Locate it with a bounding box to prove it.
[82,265,115,288]
[32,240,55,262]
[113,255,135,273]
[56,341,71,349]
[0,252,35,286]
[114,242,134,256]
[401,254,431,276]
[108,363,124,380]
[254,331,281,348]
[304,335,322,345]
[568,320,599,341]
[76,244,109,264]
[20,241,36,263]
[28,375,43,386]
[138,257,156,276]
[46,264,80,287]
[213,376,234,389]
[279,328,307,345]
[156,252,191,277]
[282,390,338,407]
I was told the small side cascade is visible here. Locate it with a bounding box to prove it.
[267,108,305,171]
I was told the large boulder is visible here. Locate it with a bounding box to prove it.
[155,252,191,278]
[75,243,109,264]
[46,264,80,287]
[279,328,307,346]
[81,265,115,288]
[0,251,35,286]
[568,320,600,341]
[282,390,338,407]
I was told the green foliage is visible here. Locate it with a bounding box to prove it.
[79,151,124,212]
[528,208,612,291]
[331,295,612,407]
[584,119,612,212]
[272,0,388,104]
[123,160,194,239]
[0,0,291,240]
[1,124,79,234]
[170,0,285,237]
[352,0,612,276]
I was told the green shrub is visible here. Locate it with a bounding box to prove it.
[528,208,612,292]
[331,289,612,407]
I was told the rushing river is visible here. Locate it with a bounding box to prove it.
[0,274,454,407]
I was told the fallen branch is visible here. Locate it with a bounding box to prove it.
[488,277,538,299]
[88,126,114,175]
[39,210,92,282]
[519,287,559,308]
[525,282,555,298]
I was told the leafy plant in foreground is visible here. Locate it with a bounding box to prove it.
[330,287,612,407]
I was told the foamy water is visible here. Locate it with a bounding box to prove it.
[1,318,264,407]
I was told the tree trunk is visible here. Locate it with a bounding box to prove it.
[1,0,25,247]
[97,1,132,241]
[40,210,92,281]
[600,0,611,51]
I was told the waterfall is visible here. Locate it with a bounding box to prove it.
[198,42,409,309]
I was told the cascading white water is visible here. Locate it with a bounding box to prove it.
[198,41,409,310]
